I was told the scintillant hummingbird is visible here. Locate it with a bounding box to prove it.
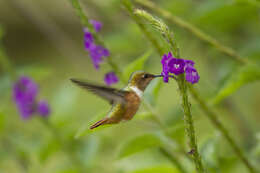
[70,71,162,129]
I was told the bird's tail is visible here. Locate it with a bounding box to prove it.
[90,118,109,129]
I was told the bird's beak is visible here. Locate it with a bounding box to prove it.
[153,74,164,78]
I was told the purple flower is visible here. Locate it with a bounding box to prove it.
[83,20,110,70]
[13,76,51,119]
[88,44,110,69]
[161,71,169,83]
[37,100,50,117]
[184,59,194,68]
[16,102,36,119]
[160,52,200,84]
[13,76,38,119]
[168,58,185,75]
[104,72,119,86]
[102,48,110,57]
[13,76,38,103]
[185,66,200,84]
[161,52,174,83]
[90,20,102,32]
[84,31,94,49]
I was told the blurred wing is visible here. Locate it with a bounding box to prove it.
[70,78,127,104]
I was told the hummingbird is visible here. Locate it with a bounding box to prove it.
[70,71,162,129]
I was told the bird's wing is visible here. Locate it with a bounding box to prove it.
[70,78,127,105]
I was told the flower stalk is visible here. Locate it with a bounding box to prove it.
[134,9,205,173]
[68,0,124,82]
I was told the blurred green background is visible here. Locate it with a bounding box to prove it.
[0,0,260,172]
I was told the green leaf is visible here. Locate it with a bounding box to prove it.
[200,137,219,170]
[128,165,179,173]
[134,112,154,120]
[212,64,260,104]
[75,111,111,138]
[122,50,151,81]
[117,132,163,158]
[166,125,185,146]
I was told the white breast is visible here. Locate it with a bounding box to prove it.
[129,86,143,98]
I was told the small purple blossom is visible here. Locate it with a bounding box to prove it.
[184,59,194,68]
[37,100,50,117]
[84,31,94,49]
[160,52,200,84]
[161,52,174,83]
[168,58,185,75]
[161,71,169,83]
[84,20,109,70]
[13,76,38,119]
[88,44,110,69]
[13,76,51,119]
[185,66,200,84]
[13,76,38,103]
[90,20,103,32]
[104,72,119,86]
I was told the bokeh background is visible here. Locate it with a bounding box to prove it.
[0,0,260,172]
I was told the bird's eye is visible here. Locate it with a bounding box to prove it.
[143,74,149,78]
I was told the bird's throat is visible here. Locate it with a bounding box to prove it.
[129,86,143,98]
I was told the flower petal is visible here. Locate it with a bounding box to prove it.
[104,72,119,85]
[90,20,103,32]
[168,58,185,75]
[37,100,50,117]
[13,76,38,119]
[185,67,200,84]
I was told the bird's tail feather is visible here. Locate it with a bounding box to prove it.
[90,118,108,129]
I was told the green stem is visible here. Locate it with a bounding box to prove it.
[178,77,204,172]
[134,0,248,65]
[68,0,124,82]
[189,87,257,173]
[134,9,205,173]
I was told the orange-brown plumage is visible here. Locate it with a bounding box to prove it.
[123,91,141,120]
